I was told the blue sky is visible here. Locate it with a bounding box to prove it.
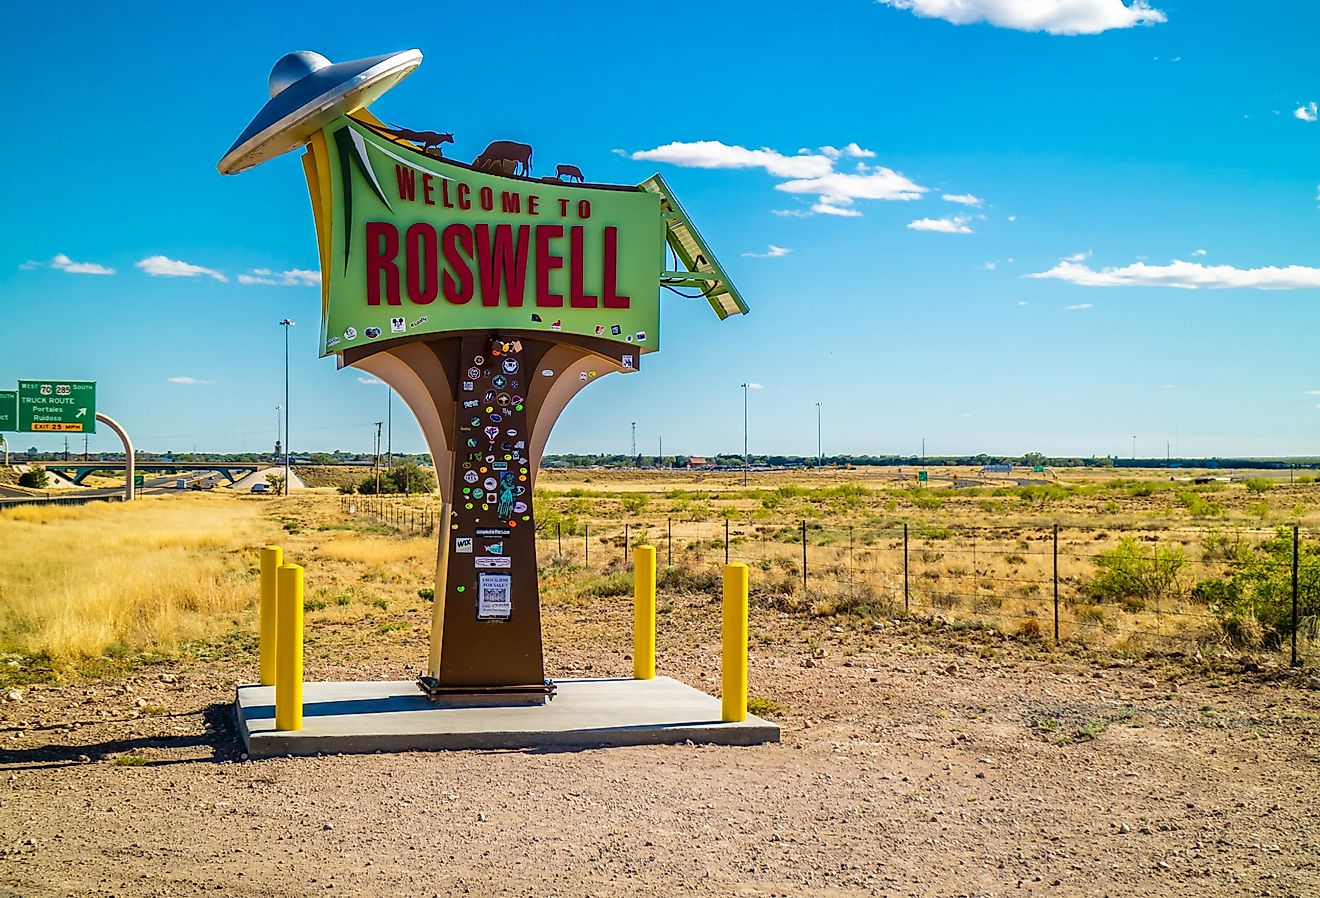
[4,0,1320,459]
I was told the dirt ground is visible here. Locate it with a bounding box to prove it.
[3,589,1319,898]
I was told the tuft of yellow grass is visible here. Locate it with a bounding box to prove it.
[0,496,278,662]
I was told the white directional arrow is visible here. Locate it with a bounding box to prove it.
[75,408,87,418]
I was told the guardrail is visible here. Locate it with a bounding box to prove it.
[0,493,125,510]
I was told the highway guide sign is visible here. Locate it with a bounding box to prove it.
[18,380,96,433]
[0,391,16,432]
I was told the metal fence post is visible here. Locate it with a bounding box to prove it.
[1053,523,1060,645]
[903,523,909,614]
[585,522,590,566]
[625,523,630,562]
[668,517,673,567]
[724,517,730,565]
[1292,524,1300,668]
[557,521,562,559]
[801,520,808,592]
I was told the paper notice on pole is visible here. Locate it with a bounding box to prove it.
[477,573,512,620]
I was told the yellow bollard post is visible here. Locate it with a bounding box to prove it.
[275,563,304,731]
[633,545,656,679]
[258,546,282,686]
[721,562,749,722]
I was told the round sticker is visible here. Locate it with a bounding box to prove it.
[492,374,508,389]
[470,416,481,426]
[490,413,503,424]
[472,488,484,499]
[541,369,553,376]
[467,367,481,380]
[496,393,511,407]
[513,501,528,514]
[484,478,497,490]
[502,358,519,375]
[464,471,478,484]
[473,355,485,365]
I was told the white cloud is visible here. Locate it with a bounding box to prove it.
[1295,102,1318,122]
[1007,215,1017,222]
[744,383,764,390]
[1305,390,1320,396]
[21,253,116,275]
[1191,248,1206,257]
[631,139,925,219]
[1028,257,1320,290]
[984,261,998,270]
[771,208,813,218]
[1065,303,1094,310]
[238,268,321,286]
[877,0,1166,35]
[1064,250,1092,262]
[907,215,974,234]
[631,141,833,178]
[1017,300,1029,306]
[136,255,227,282]
[357,377,385,385]
[166,376,215,385]
[942,192,983,206]
[742,244,792,258]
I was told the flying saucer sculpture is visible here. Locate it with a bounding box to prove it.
[218,49,422,176]
[218,49,747,698]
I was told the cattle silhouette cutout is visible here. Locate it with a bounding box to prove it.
[473,140,533,176]
[556,164,585,183]
[381,124,454,156]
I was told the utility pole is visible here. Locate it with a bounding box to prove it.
[740,383,750,487]
[83,434,89,461]
[658,435,663,467]
[815,402,822,469]
[279,318,295,495]
[921,437,925,464]
[630,421,636,464]
[373,421,383,494]
[1132,434,1137,461]
[386,387,393,470]
[63,436,69,461]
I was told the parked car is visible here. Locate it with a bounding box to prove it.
[251,482,271,494]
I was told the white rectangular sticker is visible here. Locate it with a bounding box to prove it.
[455,537,473,554]
[475,556,512,569]
[477,573,512,620]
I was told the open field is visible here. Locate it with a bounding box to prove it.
[1,473,1319,896]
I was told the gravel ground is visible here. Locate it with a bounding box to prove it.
[3,604,1319,898]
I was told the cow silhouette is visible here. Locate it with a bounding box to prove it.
[382,125,454,156]
[473,140,533,176]
[556,164,585,183]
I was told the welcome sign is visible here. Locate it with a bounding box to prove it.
[312,117,665,358]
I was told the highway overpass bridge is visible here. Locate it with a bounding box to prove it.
[43,462,265,485]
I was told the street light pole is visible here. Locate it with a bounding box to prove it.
[630,421,636,464]
[279,319,294,496]
[387,387,393,470]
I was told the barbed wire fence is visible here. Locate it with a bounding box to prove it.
[339,494,1316,667]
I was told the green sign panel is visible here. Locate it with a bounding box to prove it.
[318,117,664,358]
[134,474,146,487]
[917,470,928,483]
[0,391,15,432]
[17,380,96,433]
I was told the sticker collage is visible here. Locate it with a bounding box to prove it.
[449,336,535,622]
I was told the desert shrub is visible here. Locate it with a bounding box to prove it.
[1087,537,1188,610]
[1017,618,1044,640]
[1178,491,1223,518]
[579,571,632,598]
[1201,531,1251,564]
[1244,478,1274,494]
[1195,527,1320,649]
[621,494,649,515]
[18,467,48,488]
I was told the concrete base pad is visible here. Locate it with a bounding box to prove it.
[235,676,780,758]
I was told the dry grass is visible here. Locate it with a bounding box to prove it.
[0,496,277,663]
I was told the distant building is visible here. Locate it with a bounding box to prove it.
[981,463,1013,475]
[687,456,710,469]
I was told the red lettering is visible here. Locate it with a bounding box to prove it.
[394,165,416,202]
[422,174,435,206]
[441,179,454,208]
[475,223,529,307]
[441,224,474,304]
[457,183,471,210]
[365,222,400,306]
[405,222,438,304]
[528,195,540,215]
[602,227,629,309]
[577,199,591,220]
[500,191,521,214]
[569,226,597,308]
[557,198,570,217]
[479,186,495,211]
[535,225,564,307]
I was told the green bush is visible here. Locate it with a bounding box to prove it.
[1244,478,1274,494]
[1087,537,1188,610]
[1196,527,1319,649]
[18,466,48,488]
